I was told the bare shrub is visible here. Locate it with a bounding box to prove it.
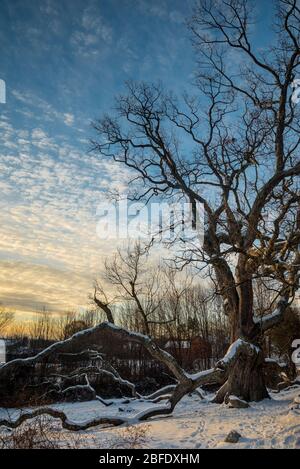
[0,415,149,449]
[112,424,150,449]
[0,414,80,449]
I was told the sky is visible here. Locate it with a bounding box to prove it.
[0,0,272,321]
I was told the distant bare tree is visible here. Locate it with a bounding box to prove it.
[94,242,191,336]
[30,311,54,343]
[0,309,14,335]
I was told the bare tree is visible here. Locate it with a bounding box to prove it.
[92,0,300,402]
[94,242,190,336]
[0,309,14,335]
[29,311,55,343]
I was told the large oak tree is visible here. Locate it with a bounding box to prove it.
[93,0,300,402]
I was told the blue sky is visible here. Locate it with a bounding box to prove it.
[1,0,195,121]
[0,0,273,320]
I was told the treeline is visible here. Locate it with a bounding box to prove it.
[3,282,299,378]
[4,286,229,372]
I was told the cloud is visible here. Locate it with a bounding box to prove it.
[0,260,92,314]
[70,2,112,57]
[0,0,196,321]
[12,90,76,127]
[0,111,134,318]
[137,0,167,18]
[82,6,112,43]
[63,113,75,126]
[169,10,185,24]
[137,1,184,24]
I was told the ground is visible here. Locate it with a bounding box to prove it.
[1,386,300,449]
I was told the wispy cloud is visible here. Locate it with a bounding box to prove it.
[137,0,185,24]
[0,0,195,320]
[70,2,113,57]
[12,90,76,127]
[0,109,132,317]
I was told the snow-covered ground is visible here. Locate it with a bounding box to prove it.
[1,386,300,449]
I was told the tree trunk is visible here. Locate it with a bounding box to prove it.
[213,258,269,403]
[213,339,269,403]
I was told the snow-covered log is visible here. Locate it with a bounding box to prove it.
[0,408,126,431]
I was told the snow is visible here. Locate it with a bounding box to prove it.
[253,298,286,326]
[185,368,215,381]
[221,339,260,365]
[265,358,287,368]
[228,395,244,401]
[1,386,300,449]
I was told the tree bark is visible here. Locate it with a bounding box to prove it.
[211,256,270,403]
[213,339,269,403]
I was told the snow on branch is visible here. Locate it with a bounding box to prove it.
[0,408,126,431]
[216,338,260,369]
[0,400,176,432]
[253,297,289,331]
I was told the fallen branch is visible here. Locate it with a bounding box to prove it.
[0,408,125,431]
[139,385,177,401]
[0,322,226,429]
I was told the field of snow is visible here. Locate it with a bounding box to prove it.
[1,386,300,449]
